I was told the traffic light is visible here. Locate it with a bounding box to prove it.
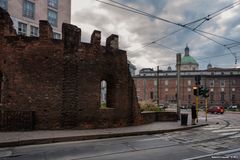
[193,86,198,96]
[199,87,204,96]
[203,88,209,98]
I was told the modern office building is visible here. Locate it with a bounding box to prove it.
[133,46,240,107]
[0,0,71,39]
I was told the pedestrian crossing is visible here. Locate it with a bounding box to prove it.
[202,125,240,139]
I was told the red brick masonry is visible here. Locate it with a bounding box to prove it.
[0,8,177,130]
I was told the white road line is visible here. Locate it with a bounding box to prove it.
[230,134,240,138]
[182,148,240,160]
[225,126,240,129]
[219,132,238,136]
[137,137,164,142]
[0,150,12,158]
[212,129,240,133]
[202,127,221,130]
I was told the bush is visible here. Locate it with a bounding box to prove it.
[100,102,107,109]
[139,101,164,112]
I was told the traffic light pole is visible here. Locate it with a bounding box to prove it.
[196,95,198,123]
[205,97,208,122]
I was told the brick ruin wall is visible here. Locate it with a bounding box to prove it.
[0,8,144,130]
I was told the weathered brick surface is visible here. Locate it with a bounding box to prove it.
[0,8,143,130]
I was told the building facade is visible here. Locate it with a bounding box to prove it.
[134,47,240,108]
[0,0,71,39]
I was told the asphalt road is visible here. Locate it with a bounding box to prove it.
[0,112,239,160]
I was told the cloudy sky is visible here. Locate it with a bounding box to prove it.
[71,0,240,71]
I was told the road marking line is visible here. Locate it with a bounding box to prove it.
[212,129,240,133]
[202,128,221,130]
[230,134,240,138]
[137,137,164,142]
[0,150,12,158]
[182,148,240,160]
[219,132,238,136]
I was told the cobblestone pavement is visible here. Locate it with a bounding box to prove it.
[153,112,240,157]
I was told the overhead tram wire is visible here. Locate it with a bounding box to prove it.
[194,29,240,45]
[106,0,240,31]
[129,28,183,53]
[182,25,239,64]
[98,0,240,49]
[154,43,180,53]
[97,0,240,64]
[96,0,182,27]
[208,0,240,19]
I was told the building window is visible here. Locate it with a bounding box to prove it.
[18,22,27,36]
[0,0,7,10]
[210,92,214,104]
[48,9,58,27]
[150,92,153,100]
[30,26,39,37]
[100,80,107,108]
[165,80,168,86]
[209,80,214,87]
[154,80,157,86]
[220,92,225,104]
[188,80,191,86]
[232,80,236,85]
[188,95,191,104]
[23,0,35,19]
[165,88,168,92]
[48,0,58,9]
[165,95,168,102]
[232,95,235,104]
[53,32,61,39]
[220,80,225,87]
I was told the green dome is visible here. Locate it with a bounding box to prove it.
[181,55,198,65]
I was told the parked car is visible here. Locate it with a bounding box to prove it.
[227,105,238,110]
[158,104,168,109]
[180,106,186,109]
[208,106,224,114]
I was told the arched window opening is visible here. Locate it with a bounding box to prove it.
[100,80,107,108]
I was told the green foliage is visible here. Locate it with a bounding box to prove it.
[100,102,107,109]
[139,101,164,112]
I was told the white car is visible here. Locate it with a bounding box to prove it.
[228,105,237,110]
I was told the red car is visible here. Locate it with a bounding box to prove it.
[208,106,224,114]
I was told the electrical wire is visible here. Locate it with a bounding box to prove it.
[98,0,240,49]
[96,0,240,65]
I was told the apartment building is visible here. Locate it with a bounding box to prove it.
[0,0,71,39]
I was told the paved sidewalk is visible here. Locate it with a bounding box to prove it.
[0,116,208,148]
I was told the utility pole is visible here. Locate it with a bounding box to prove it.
[176,53,181,120]
[157,66,159,108]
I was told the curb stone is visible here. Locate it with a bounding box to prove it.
[0,124,208,148]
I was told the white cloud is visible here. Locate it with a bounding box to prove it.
[71,0,240,71]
